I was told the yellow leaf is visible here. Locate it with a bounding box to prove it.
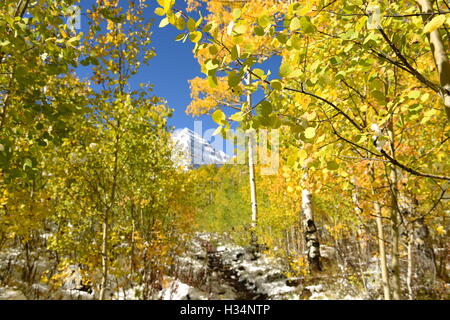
[304,127,316,139]
[298,149,308,162]
[297,2,313,16]
[436,225,446,235]
[423,15,446,33]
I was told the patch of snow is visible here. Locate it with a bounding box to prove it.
[158,278,208,300]
[58,289,94,300]
[306,284,323,293]
[0,286,27,300]
[310,292,331,300]
[172,128,230,169]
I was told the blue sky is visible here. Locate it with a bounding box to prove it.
[76,0,216,133]
[74,0,281,155]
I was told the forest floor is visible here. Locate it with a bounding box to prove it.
[152,233,367,300]
[2,232,446,300]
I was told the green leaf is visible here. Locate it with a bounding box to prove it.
[253,68,265,78]
[187,18,196,32]
[254,26,265,36]
[363,32,378,45]
[0,40,11,47]
[23,158,33,170]
[258,101,273,115]
[279,63,292,77]
[36,139,48,147]
[230,112,244,121]
[231,44,240,60]
[408,90,421,100]
[67,34,82,47]
[80,58,90,66]
[276,33,288,44]
[258,15,272,28]
[232,8,241,20]
[209,45,218,55]
[175,33,186,41]
[329,57,341,66]
[203,23,213,33]
[290,35,302,49]
[371,90,385,103]
[228,71,241,87]
[349,0,363,5]
[270,79,283,90]
[233,24,247,34]
[208,75,218,88]
[299,16,315,33]
[327,160,339,170]
[298,149,308,163]
[335,71,346,80]
[212,109,226,125]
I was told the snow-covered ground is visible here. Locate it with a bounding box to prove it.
[3,232,444,300]
[215,243,301,299]
[154,232,382,300]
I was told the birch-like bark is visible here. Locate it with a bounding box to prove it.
[415,217,437,283]
[351,179,369,293]
[376,201,391,300]
[416,0,450,121]
[407,232,414,300]
[246,73,258,248]
[100,212,109,300]
[387,121,402,300]
[130,202,136,276]
[301,172,321,272]
[351,178,368,263]
[369,163,391,299]
[398,189,418,300]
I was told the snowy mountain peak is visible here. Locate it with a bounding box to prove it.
[172,128,230,168]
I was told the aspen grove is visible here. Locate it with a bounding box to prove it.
[0,0,448,300]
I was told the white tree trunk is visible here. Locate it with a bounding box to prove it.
[369,162,391,300]
[407,231,414,300]
[100,213,109,300]
[388,122,402,300]
[301,188,321,271]
[417,0,450,121]
[351,179,368,263]
[375,201,391,300]
[246,73,258,247]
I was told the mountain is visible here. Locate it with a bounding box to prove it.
[172,128,230,168]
